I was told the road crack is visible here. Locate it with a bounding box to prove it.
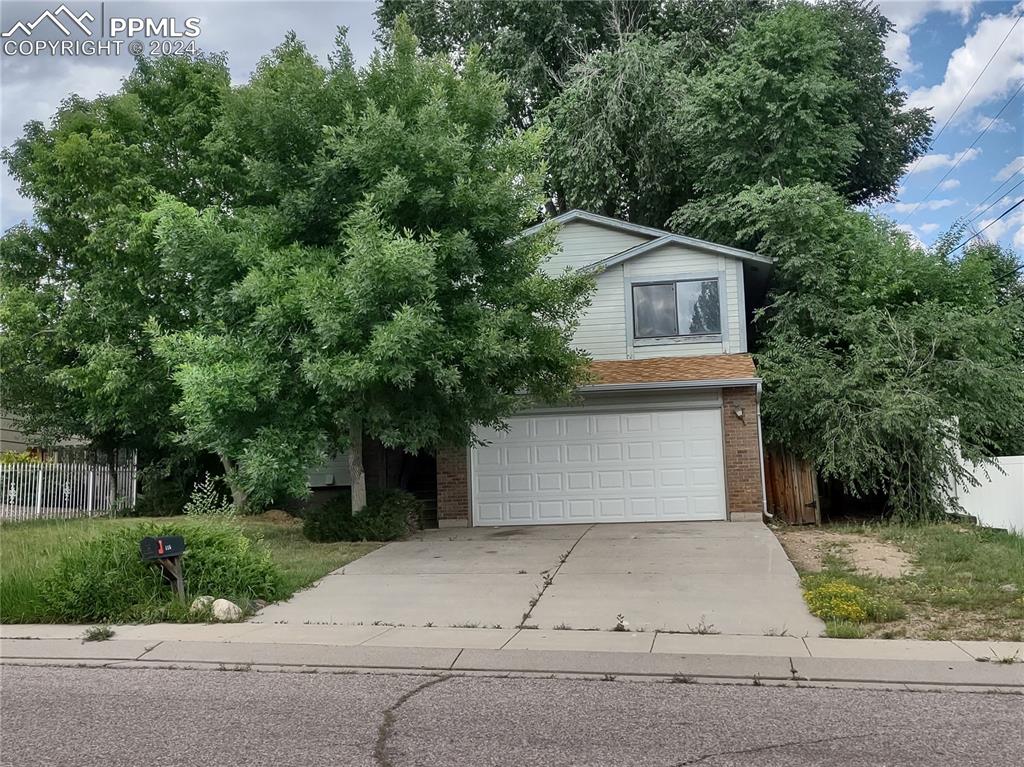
[669,731,889,765]
[373,675,449,767]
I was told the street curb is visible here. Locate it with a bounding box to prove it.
[2,637,1022,692]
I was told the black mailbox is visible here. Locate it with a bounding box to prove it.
[140,536,187,599]
[140,535,186,561]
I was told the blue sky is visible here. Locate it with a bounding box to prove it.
[875,1,1024,252]
[1,1,1022,252]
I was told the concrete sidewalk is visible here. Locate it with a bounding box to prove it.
[2,624,1021,692]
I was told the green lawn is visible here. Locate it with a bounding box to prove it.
[0,514,379,623]
[780,522,1024,641]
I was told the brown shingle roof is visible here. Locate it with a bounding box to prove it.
[588,354,757,386]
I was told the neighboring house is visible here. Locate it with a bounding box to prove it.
[0,413,32,454]
[436,210,773,528]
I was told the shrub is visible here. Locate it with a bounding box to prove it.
[303,488,421,542]
[804,580,871,622]
[183,474,235,517]
[40,521,284,623]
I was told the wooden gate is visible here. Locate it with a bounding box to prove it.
[765,449,820,525]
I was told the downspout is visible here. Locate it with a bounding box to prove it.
[755,381,772,520]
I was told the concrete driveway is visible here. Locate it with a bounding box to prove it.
[255,523,824,636]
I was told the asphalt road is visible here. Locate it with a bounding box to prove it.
[1,665,1021,766]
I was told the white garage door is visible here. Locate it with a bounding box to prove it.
[472,408,726,526]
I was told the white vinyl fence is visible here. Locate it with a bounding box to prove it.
[0,452,137,522]
[955,456,1024,535]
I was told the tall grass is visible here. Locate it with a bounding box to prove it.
[1,515,379,623]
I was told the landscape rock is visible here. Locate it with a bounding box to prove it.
[211,598,243,622]
[998,583,1018,593]
[190,595,214,615]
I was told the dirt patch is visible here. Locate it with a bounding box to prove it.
[775,528,914,578]
[258,510,302,526]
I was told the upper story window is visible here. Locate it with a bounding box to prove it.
[632,278,721,339]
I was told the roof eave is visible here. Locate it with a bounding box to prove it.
[580,377,762,393]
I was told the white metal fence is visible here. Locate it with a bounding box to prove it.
[0,452,137,522]
[956,456,1024,535]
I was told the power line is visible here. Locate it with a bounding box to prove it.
[965,175,1024,226]
[899,75,1024,224]
[899,14,1021,181]
[967,165,1023,219]
[946,196,1024,256]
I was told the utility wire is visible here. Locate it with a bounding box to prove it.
[965,175,1024,226]
[966,165,1023,219]
[946,197,1024,256]
[899,75,1024,224]
[900,14,1021,181]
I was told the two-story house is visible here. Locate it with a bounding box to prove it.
[436,210,773,528]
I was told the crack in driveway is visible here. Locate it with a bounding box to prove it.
[517,524,594,628]
[373,675,450,767]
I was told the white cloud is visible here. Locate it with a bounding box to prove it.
[908,148,981,174]
[919,223,941,233]
[907,10,1024,126]
[994,156,1024,181]
[938,179,961,190]
[967,114,1016,133]
[878,1,976,72]
[892,198,959,213]
[978,206,1024,249]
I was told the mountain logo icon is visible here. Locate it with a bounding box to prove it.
[2,4,95,37]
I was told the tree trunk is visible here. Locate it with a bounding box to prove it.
[348,417,367,513]
[219,454,249,510]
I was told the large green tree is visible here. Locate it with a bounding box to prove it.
[0,54,232,483]
[152,22,593,509]
[382,0,931,222]
[674,182,1024,519]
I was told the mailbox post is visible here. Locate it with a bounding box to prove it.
[140,535,187,600]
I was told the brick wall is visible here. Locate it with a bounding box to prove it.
[436,447,470,526]
[721,386,765,518]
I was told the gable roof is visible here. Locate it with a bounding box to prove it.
[520,209,772,267]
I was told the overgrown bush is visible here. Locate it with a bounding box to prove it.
[183,474,235,517]
[40,521,284,622]
[303,489,421,542]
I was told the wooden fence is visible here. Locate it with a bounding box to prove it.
[0,452,137,522]
[764,449,820,525]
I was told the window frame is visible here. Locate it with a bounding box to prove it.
[630,276,723,341]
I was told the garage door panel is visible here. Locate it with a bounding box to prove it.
[472,407,726,525]
[632,498,658,518]
[567,472,593,490]
[598,499,626,519]
[536,473,562,491]
[536,445,561,463]
[506,446,532,466]
[565,416,591,437]
[507,473,532,492]
[629,470,655,488]
[534,417,561,438]
[566,444,592,462]
[538,500,564,519]
[659,441,686,459]
[627,442,654,460]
